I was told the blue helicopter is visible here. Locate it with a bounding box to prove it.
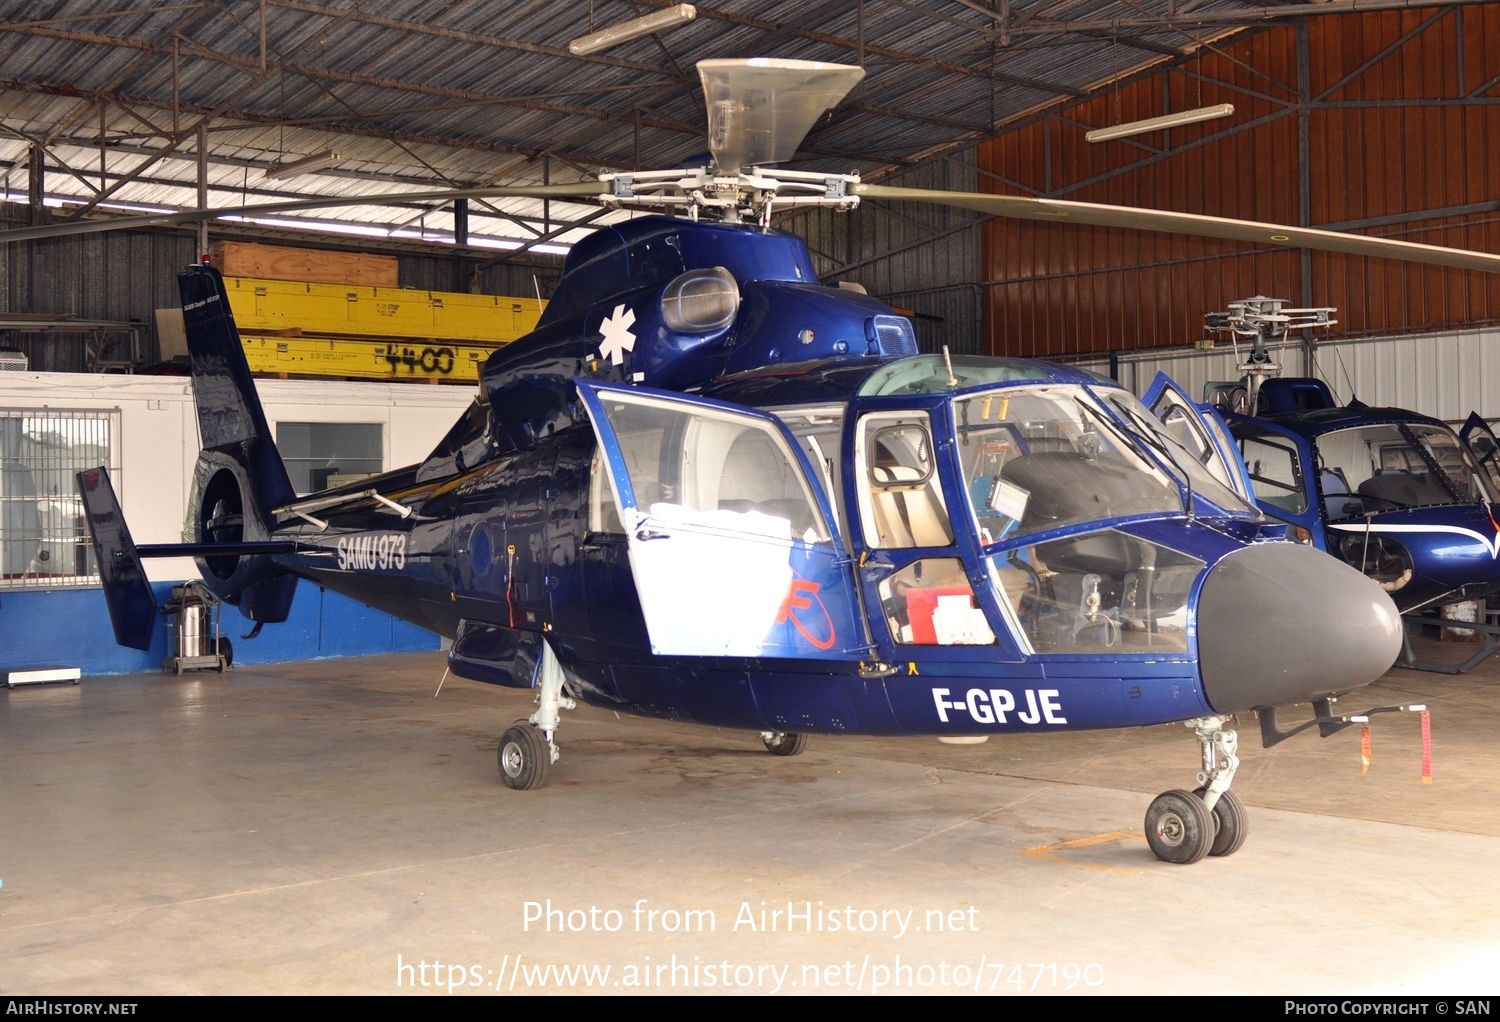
[24,59,1499,865]
[1198,298,1500,670]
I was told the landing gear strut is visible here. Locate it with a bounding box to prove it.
[496,640,575,791]
[1144,716,1246,864]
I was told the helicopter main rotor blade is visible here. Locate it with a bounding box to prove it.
[0,182,607,244]
[858,184,1500,275]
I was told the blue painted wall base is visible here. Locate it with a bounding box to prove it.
[0,581,440,677]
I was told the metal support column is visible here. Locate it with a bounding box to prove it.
[27,143,45,225]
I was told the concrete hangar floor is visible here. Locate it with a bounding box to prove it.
[2,634,1498,997]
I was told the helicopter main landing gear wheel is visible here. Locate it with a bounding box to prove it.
[498,721,550,791]
[494,639,573,791]
[761,730,807,756]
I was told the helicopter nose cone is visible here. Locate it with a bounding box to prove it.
[1196,542,1402,713]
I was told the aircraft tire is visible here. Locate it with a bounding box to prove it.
[1194,786,1249,857]
[1144,788,1213,864]
[498,721,550,790]
[762,731,807,756]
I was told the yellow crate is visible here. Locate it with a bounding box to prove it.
[241,334,495,383]
[223,276,545,343]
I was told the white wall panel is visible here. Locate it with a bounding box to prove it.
[0,372,473,582]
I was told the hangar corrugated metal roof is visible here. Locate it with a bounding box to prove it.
[0,0,1429,249]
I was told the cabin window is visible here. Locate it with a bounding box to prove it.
[0,408,119,590]
[767,405,846,549]
[1237,435,1306,514]
[593,397,828,543]
[276,422,382,493]
[990,532,1201,655]
[1467,423,1500,495]
[858,416,955,549]
[877,557,993,645]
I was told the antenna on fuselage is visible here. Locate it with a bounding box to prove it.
[942,345,957,389]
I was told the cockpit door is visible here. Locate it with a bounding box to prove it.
[1460,412,1500,496]
[574,379,866,659]
[1143,371,1255,501]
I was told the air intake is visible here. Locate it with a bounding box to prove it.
[0,348,28,371]
[869,315,917,356]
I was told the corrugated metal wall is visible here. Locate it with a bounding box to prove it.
[790,154,984,354]
[981,5,1500,358]
[0,203,563,372]
[1076,324,1500,424]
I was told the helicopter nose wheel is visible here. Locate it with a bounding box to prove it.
[1144,716,1246,864]
[1194,785,1248,857]
[1145,790,1214,864]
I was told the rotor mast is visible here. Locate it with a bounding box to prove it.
[1205,296,1337,413]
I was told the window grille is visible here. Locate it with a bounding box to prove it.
[0,408,120,590]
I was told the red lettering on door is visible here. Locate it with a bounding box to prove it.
[776,575,836,650]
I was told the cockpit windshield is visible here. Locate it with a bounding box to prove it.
[1315,422,1493,514]
[952,385,1255,544]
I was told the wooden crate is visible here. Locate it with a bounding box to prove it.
[208,241,398,287]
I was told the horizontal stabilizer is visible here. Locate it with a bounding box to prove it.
[76,467,157,651]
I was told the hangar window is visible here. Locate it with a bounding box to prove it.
[277,422,383,493]
[0,408,119,590]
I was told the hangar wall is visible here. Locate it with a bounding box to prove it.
[0,203,563,373]
[1072,323,1500,425]
[979,4,1500,358]
[791,154,985,355]
[0,372,474,676]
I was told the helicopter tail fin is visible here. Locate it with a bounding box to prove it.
[177,262,298,623]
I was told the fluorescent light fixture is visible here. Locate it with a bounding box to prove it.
[569,4,696,56]
[263,150,342,179]
[1085,103,1235,143]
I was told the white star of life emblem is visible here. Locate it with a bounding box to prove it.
[596,304,637,367]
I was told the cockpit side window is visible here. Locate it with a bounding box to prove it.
[857,417,954,549]
[1236,434,1307,514]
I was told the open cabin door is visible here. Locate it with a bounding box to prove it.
[1460,412,1500,496]
[574,380,866,659]
[1143,371,1255,501]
